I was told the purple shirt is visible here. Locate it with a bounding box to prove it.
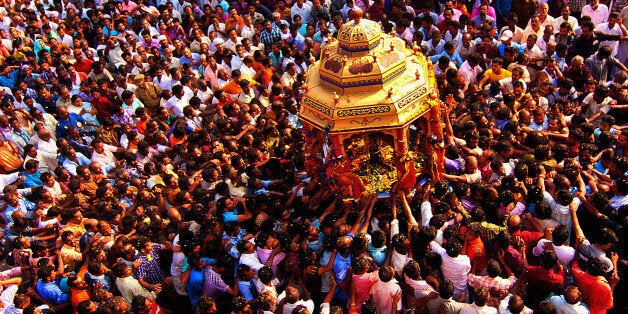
[202,267,229,299]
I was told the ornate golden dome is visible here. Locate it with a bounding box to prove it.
[300,13,439,134]
[337,8,382,53]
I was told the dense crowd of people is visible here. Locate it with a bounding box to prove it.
[0,0,626,313]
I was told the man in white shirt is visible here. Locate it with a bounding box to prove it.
[594,11,628,56]
[548,286,590,314]
[459,53,483,88]
[291,0,312,24]
[279,286,315,314]
[35,129,58,171]
[57,25,73,48]
[458,33,477,59]
[369,266,401,314]
[281,63,298,89]
[460,286,497,314]
[223,28,242,53]
[153,67,173,91]
[524,34,545,67]
[581,85,614,126]
[581,0,609,25]
[554,5,579,31]
[529,2,554,28]
[90,139,124,173]
[499,294,533,314]
[164,84,188,117]
[241,16,255,41]
[532,225,576,270]
[430,238,471,299]
[240,56,257,80]
[114,263,156,305]
[500,66,527,92]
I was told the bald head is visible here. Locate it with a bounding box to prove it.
[508,215,521,230]
[466,156,478,172]
[38,128,51,138]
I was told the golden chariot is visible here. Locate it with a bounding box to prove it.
[300,9,445,198]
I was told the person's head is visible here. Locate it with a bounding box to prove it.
[378,265,394,283]
[445,237,463,257]
[507,295,525,313]
[403,259,421,280]
[536,301,557,314]
[562,285,582,305]
[598,45,613,60]
[541,250,558,270]
[595,227,618,250]
[37,265,56,282]
[530,14,540,29]
[478,4,488,16]
[438,279,455,299]
[486,259,502,278]
[352,255,370,275]
[13,294,30,309]
[473,286,489,306]
[258,266,274,285]
[491,57,504,73]
[581,21,595,38]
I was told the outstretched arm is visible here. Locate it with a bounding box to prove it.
[349,195,374,235]
[358,195,377,234]
[399,190,418,228]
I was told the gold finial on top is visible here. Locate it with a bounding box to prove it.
[412,42,419,54]
[349,8,364,23]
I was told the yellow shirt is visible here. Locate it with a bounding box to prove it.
[483,68,512,83]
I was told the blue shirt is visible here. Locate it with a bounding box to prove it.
[56,113,86,138]
[498,42,524,57]
[222,210,238,223]
[22,171,43,187]
[180,53,200,70]
[367,244,387,266]
[85,272,112,291]
[187,267,205,307]
[429,50,464,68]
[37,94,60,114]
[223,229,247,259]
[238,280,258,301]
[61,152,91,176]
[4,199,36,224]
[0,69,20,89]
[496,0,512,18]
[36,280,69,305]
[269,51,283,69]
[332,252,352,300]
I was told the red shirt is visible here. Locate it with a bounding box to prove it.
[572,261,613,314]
[511,230,542,250]
[73,59,94,74]
[525,265,564,302]
[467,237,488,273]
[91,96,114,121]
